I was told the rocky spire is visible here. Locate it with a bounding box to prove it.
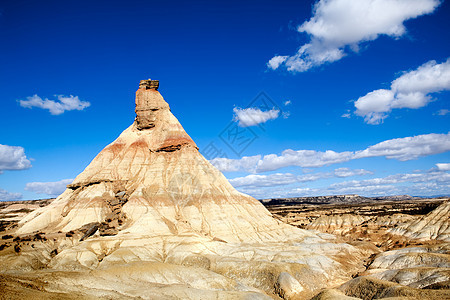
[18,79,307,244]
[135,79,167,130]
[10,79,359,299]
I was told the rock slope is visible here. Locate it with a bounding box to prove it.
[0,79,365,299]
[390,201,450,242]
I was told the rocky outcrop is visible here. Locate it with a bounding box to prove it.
[363,245,450,285]
[261,194,371,205]
[263,198,450,298]
[135,78,169,130]
[339,276,450,299]
[390,201,450,242]
[307,214,370,235]
[4,79,365,298]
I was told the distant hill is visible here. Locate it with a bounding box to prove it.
[260,194,424,206]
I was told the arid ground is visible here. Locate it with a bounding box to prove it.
[1,196,449,299]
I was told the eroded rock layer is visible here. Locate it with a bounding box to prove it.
[390,201,450,242]
[0,80,365,299]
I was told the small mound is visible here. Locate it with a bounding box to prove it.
[340,276,450,299]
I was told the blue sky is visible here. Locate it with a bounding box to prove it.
[0,0,449,200]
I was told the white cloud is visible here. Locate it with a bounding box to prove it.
[284,100,291,106]
[211,132,450,173]
[236,169,450,199]
[334,167,373,177]
[233,107,280,127]
[256,149,354,172]
[355,58,450,124]
[19,94,90,115]
[229,167,372,188]
[436,163,450,171]
[391,59,450,94]
[25,179,73,196]
[211,155,261,172]
[436,109,449,116]
[267,56,288,70]
[0,144,32,173]
[268,0,440,72]
[0,188,22,201]
[341,113,351,118]
[354,89,394,124]
[354,132,450,161]
[237,186,320,199]
[229,173,302,187]
[329,172,449,189]
[326,171,450,195]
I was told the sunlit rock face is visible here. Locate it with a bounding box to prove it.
[389,201,450,242]
[17,79,312,243]
[3,80,364,299]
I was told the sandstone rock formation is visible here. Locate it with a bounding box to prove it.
[306,214,370,235]
[1,79,365,299]
[17,79,316,244]
[361,244,450,289]
[390,201,450,242]
[263,197,450,299]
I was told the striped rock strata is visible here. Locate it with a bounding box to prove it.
[6,80,364,299]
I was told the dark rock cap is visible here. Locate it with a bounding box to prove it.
[139,79,159,90]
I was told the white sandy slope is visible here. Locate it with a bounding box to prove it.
[390,201,450,242]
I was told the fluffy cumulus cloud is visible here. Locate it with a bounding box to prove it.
[334,167,373,177]
[0,188,22,201]
[25,179,73,197]
[211,155,261,172]
[211,132,450,173]
[229,168,372,188]
[233,107,280,127]
[236,168,450,199]
[268,0,440,72]
[19,94,90,115]
[354,133,450,161]
[330,172,449,189]
[256,149,354,172]
[0,144,32,173]
[326,170,450,195]
[267,56,288,70]
[436,163,450,171]
[355,58,450,124]
[229,173,302,188]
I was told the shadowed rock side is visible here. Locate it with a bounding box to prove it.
[0,80,365,299]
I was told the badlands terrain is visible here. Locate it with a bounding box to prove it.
[0,80,449,299]
[1,196,449,299]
